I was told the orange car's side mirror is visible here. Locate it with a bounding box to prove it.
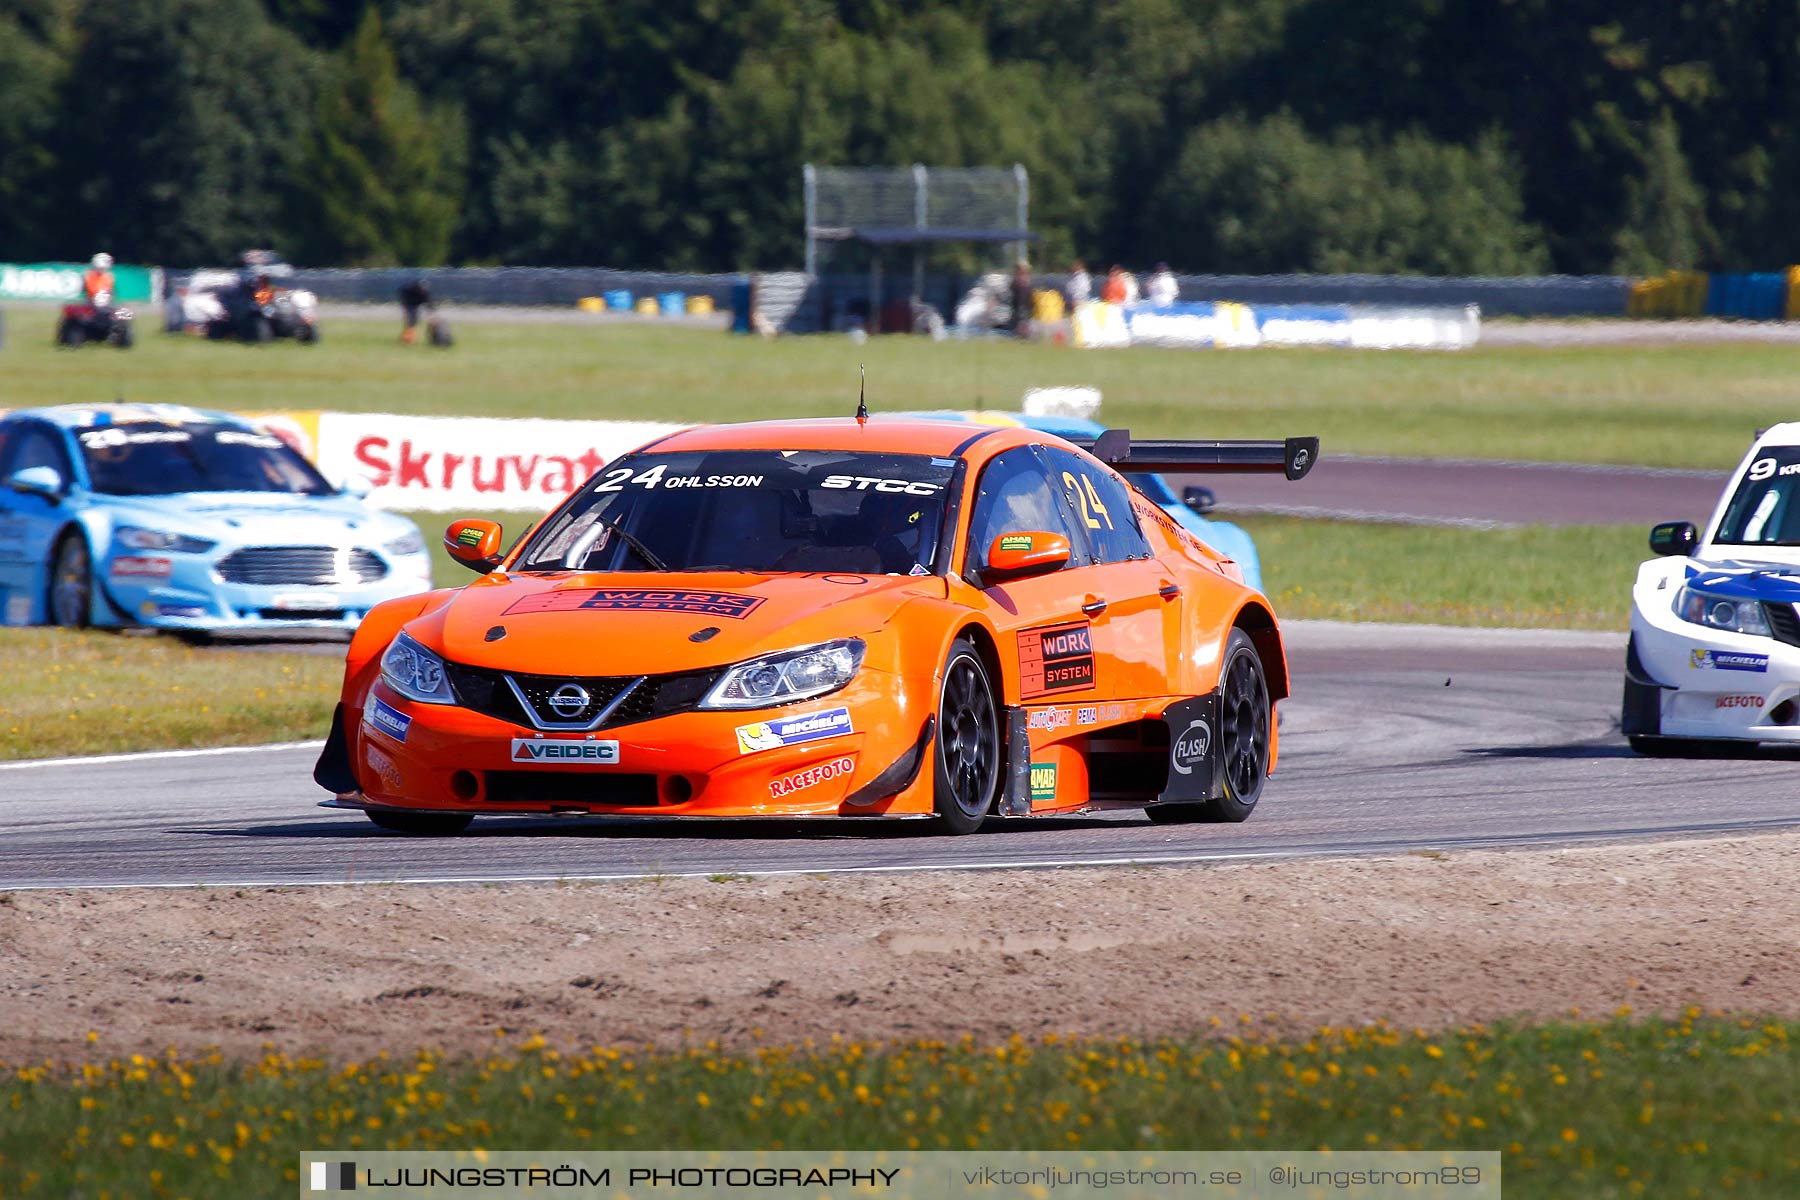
[444,519,504,574]
[984,531,1071,581]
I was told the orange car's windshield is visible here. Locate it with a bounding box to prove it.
[515,449,958,575]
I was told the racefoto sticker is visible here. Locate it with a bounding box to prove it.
[1018,621,1096,697]
[1690,648,1769,673]
[768,756,856,798]
[504,589,764,619]
[510,738,621,764]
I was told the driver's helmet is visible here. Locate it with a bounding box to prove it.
[90,252,113,270]
[860,490,933,572]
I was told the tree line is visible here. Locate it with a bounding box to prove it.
[0,0,1792,277]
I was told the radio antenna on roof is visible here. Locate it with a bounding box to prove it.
[856,364,868,425]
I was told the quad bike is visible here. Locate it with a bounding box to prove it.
[56,294,135,348]
[204,279,321,344]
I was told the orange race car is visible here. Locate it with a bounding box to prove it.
[313,418,1317,835]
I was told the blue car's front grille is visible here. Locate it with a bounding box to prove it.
[214,546,386,586]
[1764,602,1800,647]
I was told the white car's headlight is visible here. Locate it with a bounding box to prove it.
[380,631,455,704]
[1676,586,1771,637]
[383,530,426,557]
[698,639,866,710]
[116,525,215,554]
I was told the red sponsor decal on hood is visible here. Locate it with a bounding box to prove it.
[503,589,765,618]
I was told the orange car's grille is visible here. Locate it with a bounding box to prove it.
[444,662,721,731]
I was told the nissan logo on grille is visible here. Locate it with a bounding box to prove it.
[546,684,592,718]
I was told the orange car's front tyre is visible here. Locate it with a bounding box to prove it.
[933,637,1001,834]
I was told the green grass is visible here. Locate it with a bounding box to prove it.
[3,1017,1794,1197]
[1243,517,1643,629]
[3,303,1796,468]
[0,627,341,760]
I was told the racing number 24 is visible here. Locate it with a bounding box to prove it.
[1062,471,1113,531]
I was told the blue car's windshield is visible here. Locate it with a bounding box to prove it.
[516,449,958,574]
[76,423,334,496]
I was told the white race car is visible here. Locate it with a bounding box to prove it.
[1624,423,1800,753]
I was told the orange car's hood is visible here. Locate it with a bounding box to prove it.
[409,570,941,675]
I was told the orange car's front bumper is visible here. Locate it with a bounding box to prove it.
[339,667,936,819]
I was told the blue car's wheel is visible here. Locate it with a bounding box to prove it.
[49,534,93,629]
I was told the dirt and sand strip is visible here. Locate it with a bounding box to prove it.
[2,831,1793,1062]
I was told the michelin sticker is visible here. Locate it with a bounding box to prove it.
[1690,649,1769,673]
[510,738,621,763]
[364,697,413,744]
[736,707,854,754]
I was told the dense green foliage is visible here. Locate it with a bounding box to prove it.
[2,0,1798,273]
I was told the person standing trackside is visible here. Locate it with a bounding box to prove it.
[1101,264,1128,304]
[1065,260,1091,309]
[1009,259,1033,338]
[1146,262,1178,306]
[399,278,431,344]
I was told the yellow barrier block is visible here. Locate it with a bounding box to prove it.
[686,295,715,316]
[577,296,604,313]
[1031,288,1065,323]
[1785,267,1800,321]
[634,297,659,316]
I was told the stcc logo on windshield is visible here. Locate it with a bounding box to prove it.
[1170,719,1212,775]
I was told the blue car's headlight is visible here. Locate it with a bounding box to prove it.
[698,639,866,710]
[116,525,216,554]
[380,631,455,704]
[383,530,425,557]
[1676,587,1771,637]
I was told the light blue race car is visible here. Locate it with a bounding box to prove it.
[0,404,433,635]
[913,409,1265,592]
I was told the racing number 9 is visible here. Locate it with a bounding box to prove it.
[1062,471,1114,531]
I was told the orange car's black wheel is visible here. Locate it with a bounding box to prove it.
[1149,629,1269,825]
[366,810,473,836]
[933,638,999,834]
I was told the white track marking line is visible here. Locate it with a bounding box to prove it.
[0,740,323,772]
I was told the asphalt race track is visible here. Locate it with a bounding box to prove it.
[4,621,1795,890]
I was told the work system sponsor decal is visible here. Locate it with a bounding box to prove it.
[768,756,856,798]
[1029,762,1058,803]
[504,589,765,619]
[1690,649,1769,673]
[1716,694,1767,709]
[736,707,854,754]
[510,738,620,764]
[110,555,172,580]
[364,697,412,744]
[1018,620,1096,697]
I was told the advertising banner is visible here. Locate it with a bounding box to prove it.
[0,262,159,303]
[1072,299,1480,350]
[307,413,687,511]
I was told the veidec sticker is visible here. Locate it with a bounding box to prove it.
[510,738,620,763]
[768,756,856,798]
[1018,620,1095,697]
[1029,762,1057,802]
[504,589,764,619]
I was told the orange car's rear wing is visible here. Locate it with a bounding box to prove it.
[1070,429,1319,481]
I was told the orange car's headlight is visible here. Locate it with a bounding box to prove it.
[698,638,866,710]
